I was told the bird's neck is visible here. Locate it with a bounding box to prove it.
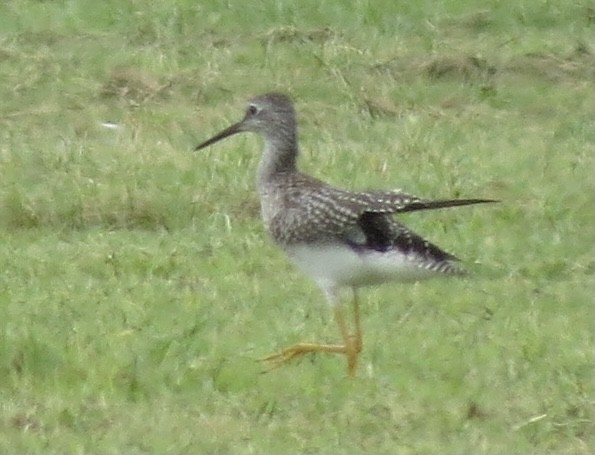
[257,133,299,189]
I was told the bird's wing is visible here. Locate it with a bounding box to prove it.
[269,174,492,249]
[352,212,463,274]
[335,205,465,275]
[268,184,412,243]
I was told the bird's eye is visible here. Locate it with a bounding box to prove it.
[247,104,258,115]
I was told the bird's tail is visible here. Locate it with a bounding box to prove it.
[397,198,498,213]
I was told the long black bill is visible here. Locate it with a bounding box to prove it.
[194,121,244,151]
[398,198,499,213]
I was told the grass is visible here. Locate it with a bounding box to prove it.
[0,0,593,453]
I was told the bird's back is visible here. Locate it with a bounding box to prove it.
[260,173,466,287]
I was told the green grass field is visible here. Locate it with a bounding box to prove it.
[1,0,593,453]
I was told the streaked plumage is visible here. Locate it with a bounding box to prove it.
[195,92,496,376]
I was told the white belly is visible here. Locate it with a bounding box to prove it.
[286,243,440,290]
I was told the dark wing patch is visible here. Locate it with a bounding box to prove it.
[391,220,458,263]
[357,212,396,252]
[357,212,458,263]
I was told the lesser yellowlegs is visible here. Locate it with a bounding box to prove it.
[195,93,495,376]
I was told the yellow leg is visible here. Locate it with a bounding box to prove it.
[351,288,362,354]
[261,289,363,376]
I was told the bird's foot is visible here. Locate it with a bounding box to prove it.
[260,342,347,372]
[260,340,362,376]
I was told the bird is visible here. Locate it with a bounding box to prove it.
[194,92,496,376]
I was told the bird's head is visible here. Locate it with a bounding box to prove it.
[195,93,296,151]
